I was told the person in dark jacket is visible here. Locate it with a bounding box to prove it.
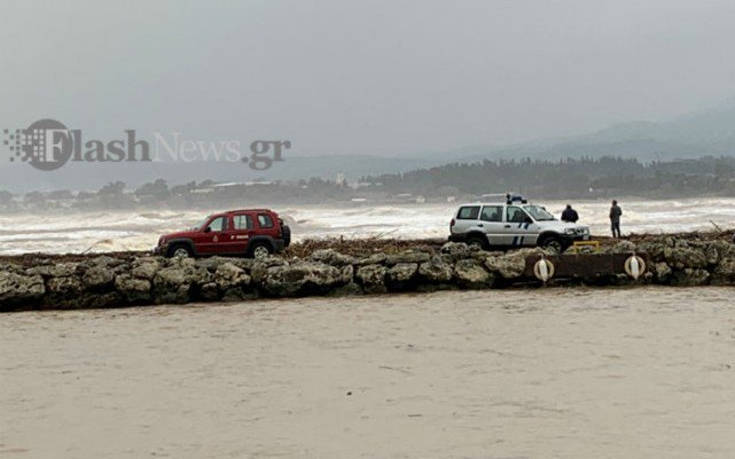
[561,204,579,223]
[610,200,622,238]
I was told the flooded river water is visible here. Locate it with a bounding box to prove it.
[2,287,735,458]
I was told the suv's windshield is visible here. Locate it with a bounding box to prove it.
[524,205,555,221]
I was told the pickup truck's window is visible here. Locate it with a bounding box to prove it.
[457,206,480,220]
[257,214,274,228]
[233,215,254,230]
[208,216,227,232]
[480,205,502,222]
[506,206,529,223]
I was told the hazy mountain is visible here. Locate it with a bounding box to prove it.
[445,99,735,164]
[3,100,735,193]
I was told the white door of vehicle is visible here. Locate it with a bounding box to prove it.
[453,205,483,236]
[479,205,505,245]
[501,206,538,247]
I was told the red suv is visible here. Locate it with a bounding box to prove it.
[155,209,291,258]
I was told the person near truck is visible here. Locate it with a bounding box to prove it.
[610,200,622,238]
[561,204,579,223]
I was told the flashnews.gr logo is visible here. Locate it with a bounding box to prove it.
[4,118,290,171]
[4,118,149,171]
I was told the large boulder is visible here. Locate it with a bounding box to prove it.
[82,265,116,290]
[0,271,45,308]
[354,253,387,267]
[711,258,735,285]
[308,249,356,267]
[418,256,453,283]
[261,261,351,296]
[355,264,387,293]
[484,251,528,279]
[151,258,210,304]
[663,246,708,269]
[131,257,161,280]
[214,262,252,290]
[385,250,431,266]
[453,259,493,288]
[671,268,710,287]
[653,262,672,283]
[115,274,152,303]
[386,263,418,290]
[28,262,80,278]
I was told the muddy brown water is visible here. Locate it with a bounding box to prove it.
[2,287,735,458]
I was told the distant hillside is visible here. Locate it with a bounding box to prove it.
[439,99,735,163]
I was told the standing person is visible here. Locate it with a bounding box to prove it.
[610,200,622,238]
[561,204,579,223]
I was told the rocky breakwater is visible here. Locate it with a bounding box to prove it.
[1,235,735,312]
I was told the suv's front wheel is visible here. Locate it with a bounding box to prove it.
[166,243,193,258]
[539,235,563,253]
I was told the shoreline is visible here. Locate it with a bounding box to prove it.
[2,231,734,312]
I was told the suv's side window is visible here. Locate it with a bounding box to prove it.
[233,215,254,230]
[457,206,480,220]
[506,206,529,223]
[257,214,274,228]
[480,206,502,222]
[208,216,227,232]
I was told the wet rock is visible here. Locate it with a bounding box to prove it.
[417,256,453,283]
[653,262,672,283]
[0,271,45,306]
[355,264,387,293]
[663,246,708,269]
[327,282,363,297]
[196,256,254,272]
[114,274,152,303]
[82,265,115,290]
[222,287,258,302]
[671,268,710,287]
[214,262,252,290]
[28,262,80,278]
[453,259,493,288]
[385,250,430,266]
[711,258,735,285]
[441,242,472,258]
[354,253,387,267]
[199,282,221,301]
[484,251,528,279]
[249,256,288,283]
[605,240,637,254]
[47,275,83,295]
[152,259,206,304]
[262,261,349,296]
[308,249,356,267]
[386,263,418,290]
[131,257,160,280]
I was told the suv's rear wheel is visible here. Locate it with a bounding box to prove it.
[248,241,273,259]
[539,235,563,253]
[167,243,193,258]
[467,234,489,250]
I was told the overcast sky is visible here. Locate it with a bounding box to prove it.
[2,0,735,158]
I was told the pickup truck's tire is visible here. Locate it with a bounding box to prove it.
[539,235,563,253]
[467,234,489,250]
[166,243,193,258]
[248,241,273,259]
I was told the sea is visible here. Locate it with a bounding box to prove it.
[1,197,734,255]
